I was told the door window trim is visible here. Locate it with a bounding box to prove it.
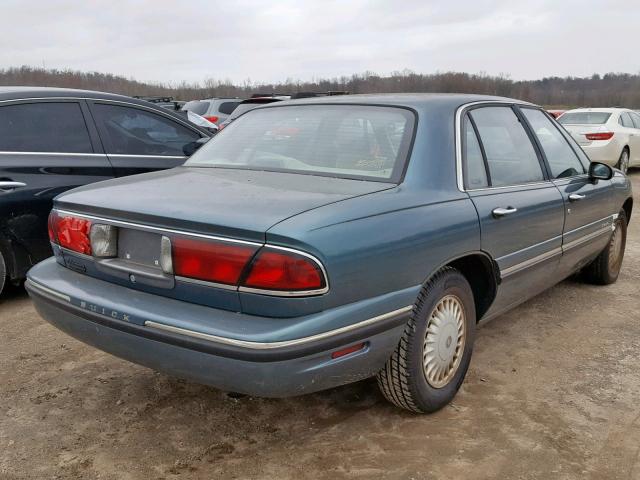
[456,101,552,191]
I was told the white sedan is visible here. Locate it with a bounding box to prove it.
[558,107,640,173]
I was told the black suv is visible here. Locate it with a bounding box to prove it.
[0,87,212,294]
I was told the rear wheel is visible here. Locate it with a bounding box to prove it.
[582,210,627,285]
[617,149,630,174]
[377,267,476,413]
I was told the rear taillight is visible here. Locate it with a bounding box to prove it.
[585,132,614,141]
[48,211,92,255]
[204,115,219,123]
[171,237,258,285]
[243,248,325,292]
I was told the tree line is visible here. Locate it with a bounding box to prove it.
[1,66,639,108]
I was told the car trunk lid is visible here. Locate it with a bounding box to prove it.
[54,166,394,242]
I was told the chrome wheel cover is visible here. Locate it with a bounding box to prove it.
[620,151,629,173]
[423,295,466,388]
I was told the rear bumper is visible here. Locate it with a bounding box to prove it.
[26,258,414,397]
[581,141,622,166]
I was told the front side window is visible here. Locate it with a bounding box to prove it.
[470,106,544,187]
[631,112,640,129]
[187,105,415,182]
[462,115,488,189]
[0,102,93,153]
[93,104,201,156]
[522,109,585,178]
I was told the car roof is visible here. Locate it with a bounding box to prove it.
[0,86,172,108]
[257,93,533,111]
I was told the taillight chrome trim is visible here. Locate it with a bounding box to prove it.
[54,209,262,247]
[238,245,329,297]
[52,209,330,296]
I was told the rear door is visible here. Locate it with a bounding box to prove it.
[520,107,614,276]
[620,111,640,164]
[462,105,565,316]
[88,101,206,176]
[0,99,113,273]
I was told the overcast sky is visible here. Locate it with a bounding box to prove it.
[0,0,637,85]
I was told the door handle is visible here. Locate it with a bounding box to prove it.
[568,193,585,202]
[0,181,26,191]
[492,207,518,218]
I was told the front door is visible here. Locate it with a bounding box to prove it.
[519,107,615,276]
[462,105,565,317]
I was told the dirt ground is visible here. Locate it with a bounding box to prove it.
[1,172,639,480]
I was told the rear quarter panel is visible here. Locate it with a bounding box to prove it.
[239,187,481,316]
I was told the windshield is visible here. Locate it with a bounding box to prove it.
[186,105,415,182]
[182,100,209,116]
[559,112,611,125]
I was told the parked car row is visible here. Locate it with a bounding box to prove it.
[10,89,631,412]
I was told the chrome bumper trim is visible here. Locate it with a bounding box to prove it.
[27,280,71,303]
[145,305,413,350]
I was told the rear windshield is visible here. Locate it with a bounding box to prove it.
[186,105,415,182]
[182,100,210,116]
[558,112,611,125]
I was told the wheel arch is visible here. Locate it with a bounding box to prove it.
[428,251,499,322]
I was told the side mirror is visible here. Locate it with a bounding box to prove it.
[183,137,210,156]
[588,162,614,181]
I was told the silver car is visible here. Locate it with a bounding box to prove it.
[181,98,242,125]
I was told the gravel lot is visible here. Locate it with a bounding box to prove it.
[1,171,638,480]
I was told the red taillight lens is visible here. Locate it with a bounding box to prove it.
[172,237,258,285]
[49,212,92,255]
[585,132,614,141]
[243,249,325,292]
[204,115,219,123]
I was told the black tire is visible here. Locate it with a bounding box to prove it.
[377,267,476,413]
[0,249,5,296]
[617,149,630,174]
[582,210,627,285]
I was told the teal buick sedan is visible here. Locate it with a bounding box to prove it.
[26,94,632,412]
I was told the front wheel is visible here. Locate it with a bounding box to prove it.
[377,267,476,413]
[617,149,630,174]
[582,210,627,285]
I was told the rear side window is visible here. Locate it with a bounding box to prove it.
[218,101,240,115]
[0,102,93,153]
[521,109,585,178]
[462,115,488,189]
[93,104,201,156]
[631,112,640,129]
[559,112,611,125]
[182,101,209,116]
[470,106,544,187]
[619,112,634,128]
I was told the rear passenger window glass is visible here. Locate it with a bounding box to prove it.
[620,112,634,128]
[470,107,544,187]
[463,115,488,189]
[522,109,585,178]
[93,104,201,156]
[218,102,239,115]
[0,102,93,153]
